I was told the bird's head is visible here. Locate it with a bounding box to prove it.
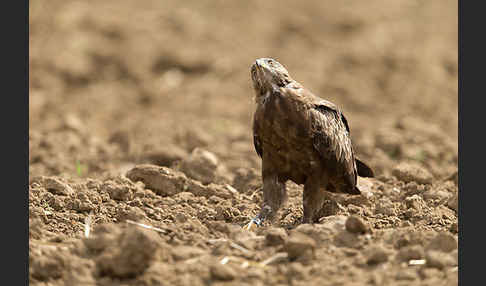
[250,58,293,98]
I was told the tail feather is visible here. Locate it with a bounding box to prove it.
[351,186,361,195]
[356,158,374,178]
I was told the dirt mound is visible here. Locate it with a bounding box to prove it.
[29,0,457,285]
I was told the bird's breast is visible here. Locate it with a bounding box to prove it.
[254,91,318,183]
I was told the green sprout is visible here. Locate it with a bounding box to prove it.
[76,160,85,176]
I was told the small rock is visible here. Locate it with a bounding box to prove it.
[178,148,219,184]
[426,233,457,253]
[126,164,186,196]
[392,162,433,184]
[265,227,288,246]
[319,215,348,232]
[294,224,334,244]
[366,246,389,265]
[345,216,369,234]
[425,250,456,269]
[143,145,188,167]
[447,193,458,212]
[96,226,166,278]
[396,245,424,262]
[284,232,316,262]
[102,180,133,201]
[405,194,426,211]
[31,176,74,196]
[210,263,236,281]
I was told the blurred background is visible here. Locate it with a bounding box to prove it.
[29,0,457,180]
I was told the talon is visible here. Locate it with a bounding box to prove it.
[244,217,262,231]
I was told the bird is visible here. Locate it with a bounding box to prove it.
[245,58,374,230]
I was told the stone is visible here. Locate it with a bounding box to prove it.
[265,227,288,246]
[425,250,456,269]
[345,216,369,234]
[392,162,433,184]
[284,232,316,262]
[426,233,457,253]
[366,246,389,265]
[210,263,236,281]
[396,245,424,262]
[447,193,458,212]
[96,226,166,278]
[179,148,219,184]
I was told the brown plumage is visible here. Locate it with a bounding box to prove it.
[245,58,374,229]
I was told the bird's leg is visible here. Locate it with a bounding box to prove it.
[244,172,287,231]
[302,175,327,224]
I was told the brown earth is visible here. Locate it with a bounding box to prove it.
[29,0,458,285]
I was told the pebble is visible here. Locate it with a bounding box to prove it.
[265,227,288,246]
[396,245,424,262]
[210,263,236,281]
[425,250,456,269]
[126,164,186,196]
[179,148,219,184]
[31,176,74,196]
[95,226,166,278]
[102,180,133,201]
[284,232,316,262]
[405,194,426,211]
[366,246,389,265]
[426,233,457,253]
[392,162,433,184]
[345,216,369,234]
[447,193,458,212]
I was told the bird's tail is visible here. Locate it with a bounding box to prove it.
[356,158,374,178]
[351,186,361,195]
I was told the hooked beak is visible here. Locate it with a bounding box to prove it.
[255,58,266,69]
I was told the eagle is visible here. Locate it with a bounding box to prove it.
[245,58,374,230]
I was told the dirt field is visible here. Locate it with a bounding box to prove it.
[29,0,458,285]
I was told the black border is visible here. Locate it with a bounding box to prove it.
[459,0,482,285]
[3,0,29,284]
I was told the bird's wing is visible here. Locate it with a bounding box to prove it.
[252,115,263,158]
[308,97,358,189]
